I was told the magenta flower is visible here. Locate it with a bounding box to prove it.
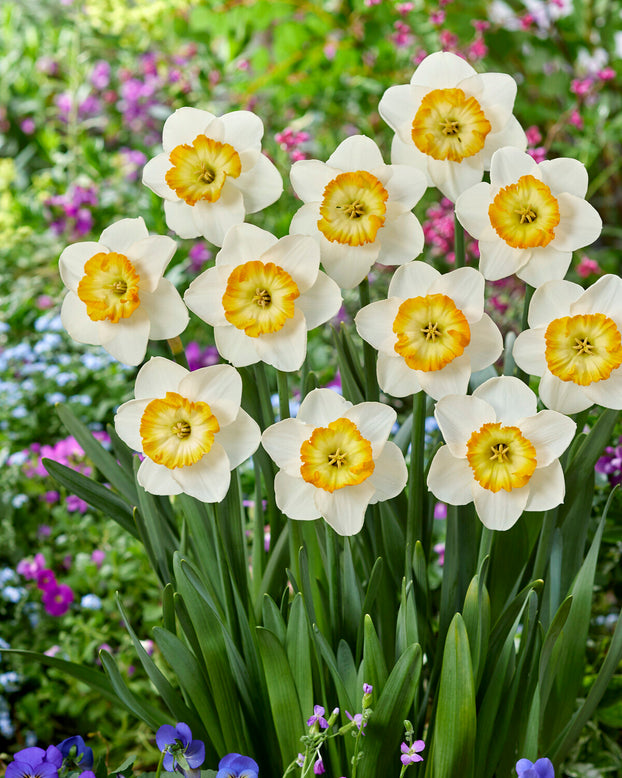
[400,740,425,765]
[36,569,57,590]
[42,583,75,616]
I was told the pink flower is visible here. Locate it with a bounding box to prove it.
[36,569,57,590]
[571,78,593,96]
[598,67,615,81]
[42,583,75,616]
[525,125,542,146]
[430,10,445,24]
[91,549,106,568]
[17,553,46,580]
[569,109,584,129]
[433,542,445,566]
[468,38,488,60]
[527,147,547,163]
[576,255,600,278]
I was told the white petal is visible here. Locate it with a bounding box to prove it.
[382,164,427,209]
[377,352,422,397]
[354,299,401,353]
[368,441,408,503]
[428,155,483,202]
[462,72,517,131]
[343,402,396,452]
[179,363,242,427]
[274,471,321,521]
[524,460,566,512]
[585,369,622,410]
[59,242,106,291]
[390,134,433,184]
[221,110,264,151]
[539,158,588,198]
[527,279,583,328]
[388,260,440,298]
[519,410,576,466]
[114,398,151,452]
[192,184,245,247]
[517,246,573,288]
[538,371,593,414]
[319,239,379,289]
[512,328,547,376]
[60,292,102,346]
[214,408,260,468]
[134,356,188,399]
[427,445,474,505]
[254,308,307,372]
[100,217,148,253]
[571,274,622,320]
[481,116,527,168]
[553,193,602,252]
[141,281,189,340]
[314,481,376,536]
[417,354,471,400]
[377,207,424,264]
[290,160,339,203]
[326,134,385,171]
[130,236,177,292]
[472,482,529,530]
[238,147,260,173]
[235,153,283,214]
[411,51,476,88]
[262,234,319,294]
[296,271,342,330]
[98,308,151,366]
[466,314,503,371]
[142,154,177,200]
[216,223,278,268]
[138,458,183,495]
[435,394,496,458]
[184,266,229,327]
[164,200,201,240]
[289,202,321,238]
[173,442,231,502]
[478,238,525,281]
[262,418,313,475]
[378,84,417,134]
[473,375,537,423]
[162,107,214,152]
[430,266,485,322]
[455,182,493,240]
[214,325,259,367]
[489,147,539,193]
[297,388,352,426]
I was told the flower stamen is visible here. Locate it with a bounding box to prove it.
[545,313,622,385]
[489,175,560,248]
[317,171,388,246]
[466,422,536,492]
[77,252,141,323]
[300,418,374,492]
[165,135,241,206]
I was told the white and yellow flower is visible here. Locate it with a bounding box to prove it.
[184,224,342,372]
[114,357,260,502]
[59,217,188,366]
[379,51,526,202]
[142,107,283,246]
[455,147,602,286]
[427,376,576,530]
[288,134,427,289]
[354,262,502,399]
[261,388,408,535]
[513,275,622,413]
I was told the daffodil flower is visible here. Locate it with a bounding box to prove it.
[261,388,407,536]
[427,376,575,530]
[142,107,283,246]
[59,218,188,366]
[513,275,622,413]
[184,224,342,372]
[455,147,602,286]
[379,51,526,201]
[114,357,260,502]
[289,134,427,288]
[355,262,502,399]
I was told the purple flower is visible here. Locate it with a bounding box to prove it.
[156,723,205,774]
[306,705,329,730]
[216,753,259,778]
[6,746,62,778]
[313,758,325,774]
[41,583,74,616]
[516,757,554,778]
[345,711,366,734]
[57,736,93,769]
[90,60,111,89]
[362,683,373,694]
[400,740,425,765]
[36,569,57,590]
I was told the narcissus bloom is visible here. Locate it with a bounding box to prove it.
[355,262,502,399]
[379,51,526,201]
[456,147,602,286]
[142,107,283,246]
[427,376,575,530]
[513,275,622,413]
[262,389,407,535]
[114,357,260,502]
[289,134,427,288]
[59,218,188,366]
[184,224,341,371]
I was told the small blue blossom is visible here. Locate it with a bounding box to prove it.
[516,757,555,778]
[12,407,28,419]
[156,722,205,774]
[0,695,14,737]
[216,753,259,778]
[72,394,93,406]
[57,735,94,769]
[0,671,21,691]
[56,372,76,386]
[81,594,103,610]
[2,586,27,603]
[0,567,17,585]
[45,392,66,404]
[7,450,29,466]
[11,494,28,508]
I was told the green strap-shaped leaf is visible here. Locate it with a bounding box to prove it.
[462,574,490,692]
[286,594,314,721]
[332,324,365,404]
[362,614,388,699]
[262,594,287,645]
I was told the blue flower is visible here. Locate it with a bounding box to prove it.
[80,594,102,610]
[156,723,205,774]
[6,746,62,778]
[216,753,259,778]
[516,757,555,778]
[57,735,94,769]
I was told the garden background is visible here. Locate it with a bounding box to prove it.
[1,0,621,775]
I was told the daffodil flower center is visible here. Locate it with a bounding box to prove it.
[77,251,141,323]
[411,88,492,163]
[222,260,300,338]
[466,422,537,493]
[317,171,388,246]
[165,134,242,206]
[140,391,220,469]
[392,293,471,371]
[488,175,560,249]
[300,418,375,493]
[544,313,622,386]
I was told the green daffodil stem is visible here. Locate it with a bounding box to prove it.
[359,277,379,402]
[254,362,275,428]
[405,391,427,576]
[167,336,189,369]
[515,284,535,384]
[454,213,465,269]
[277,370,290,420]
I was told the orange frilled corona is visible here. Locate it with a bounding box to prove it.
[488,175,560,249]
[317,171,388,246]
[77,252,141,323]
[165,135,242,206]
[466,422,537,493]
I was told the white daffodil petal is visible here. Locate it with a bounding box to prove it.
[455,183,493,240]
[435,394,496,458]
[274,471,322,521]
[98,309,151,366]
[319,240,379,289]
[100,217,149,253]
[517,246,573,288]
[519,410,576,467]
[473,375,537,423]
[173,442,231,503]
[355,299,401,353]
[472,481,529,531]
[417,354,471,400]
[430,266,485,321]
[463,72,517,130]
[466,314,503,371]
[538,371,593,414]
[289,202,321,238]
[571,274,622,320]
[326,135,385,171]
[262,418,313,475]
[179,364,242,427]
[390,134,433,184]
[428,155,483,203]
[130,236,177,293]
[481,117,527,168]
[296,271,342,330]
[162,107,214,151]
[141,153,177,200]
[411,51,476,88]
[343,402,396,452]
[489,147,539,193]
[141,281,189,340]
[378,84,417,135]
[235,153,283,214]
[388,260,439,299]
[377,207,425,265]
[59,242,107,291]
[512,328,547,376]
[383,164,427,209]
[221,110,264,151]
[478,238,525,281]
[138,458,184,495]
[524,460,566,512]
[368,441,408,503]
[377,352,423,397]
[184,266,230,327]
[314,482,376,536]
[114,398,151,451]
[214,325,259,367]
[584,370,622,410]
[192,184,246,247]
[262,234,320,295]
[539,158,589,199]
[427,445,474,505]
[164,200,201,239]
[60,293,102,345]
[527,279,583,328]
[134,356,188,399]
[217,223,279,268]
[290,160,340,203]
[254,308,308,372]
[553,193,602,252]
[214,409,260,469]
[297,388,352,426]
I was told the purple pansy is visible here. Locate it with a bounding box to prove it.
[516,757,554,778]
[6,746,63,778]
[216,753,259,778]
[57,735,93,769]
[156,723,205,774]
